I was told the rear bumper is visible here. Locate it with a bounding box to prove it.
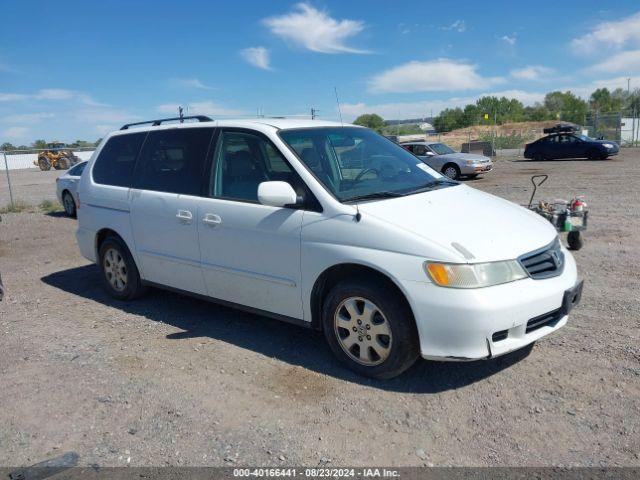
[400,249,579,360]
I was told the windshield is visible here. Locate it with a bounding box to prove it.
[279,127,456,202]
[429,143,456,155]
[575,134,592,141]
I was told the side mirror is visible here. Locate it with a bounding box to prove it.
[258,181,299,208]
[426,151,436,156]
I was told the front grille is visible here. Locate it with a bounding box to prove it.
[492,330,509,342]
[519,239,564,279]
[526,308,563,333]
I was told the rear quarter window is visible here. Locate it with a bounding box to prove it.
[92,132,147,187]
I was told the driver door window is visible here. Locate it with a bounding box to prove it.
[210,131,295,203]
[413,145,427,156]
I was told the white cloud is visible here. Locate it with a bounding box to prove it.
[368,58,504,93]
[1,112,55,124]
[510,65,555,81]
[3,126,29,139]
[442,20,466,32]
[95,124,117,135]
[156,101,245,117]
[263,2,367,54]
[73,108,137,124]
[501,35,516,46]
[587,49,640,73]
[0,88,103,106]
[169,78,213,89]
[240,47,272,70]
[568,75,640,98]
[0,93,29,102]
[571,12,640,52]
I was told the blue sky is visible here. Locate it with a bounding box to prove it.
[1,0,640,144]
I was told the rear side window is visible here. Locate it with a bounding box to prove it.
[93,133,146,187]
[68,161,87,176]
[135,128,214,195]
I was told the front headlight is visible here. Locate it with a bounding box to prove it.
[425,260,527,288]
[465,159,479,165]
[603,143,614,149]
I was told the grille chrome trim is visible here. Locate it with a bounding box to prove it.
[518,238,565,279]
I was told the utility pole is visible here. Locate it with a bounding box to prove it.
[310,108,319,120]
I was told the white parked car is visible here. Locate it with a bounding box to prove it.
[402,141,493,180]
[56,161,87,217]
[76,116,582,379]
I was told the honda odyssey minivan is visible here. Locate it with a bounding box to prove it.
[76,116,583,379]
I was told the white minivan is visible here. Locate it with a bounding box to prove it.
[76,116,583,379]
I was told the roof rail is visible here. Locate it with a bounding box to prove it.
[120,115,213,130]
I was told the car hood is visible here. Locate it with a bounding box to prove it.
[441,152,491,162]
[357,185,557,263]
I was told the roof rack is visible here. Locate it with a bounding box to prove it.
[543,124,578,134]
[120,115,213,130]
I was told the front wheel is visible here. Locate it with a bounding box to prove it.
[37,156,52,171]
[442,163,461,180]
[322,278,419,379]
[98,236,146,300]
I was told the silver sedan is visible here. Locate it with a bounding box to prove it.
[55,161,87,217]
[402,141,493,180]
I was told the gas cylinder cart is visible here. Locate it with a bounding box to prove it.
[526,175,588,251]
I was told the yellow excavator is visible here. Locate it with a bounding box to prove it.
[34,142,80,171]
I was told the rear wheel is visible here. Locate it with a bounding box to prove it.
[62,191,76,217]
[533,152,545,161]
[37,156,51,171]
[98,236,145,300]
[442,163,460,180]
[322,278,419,379]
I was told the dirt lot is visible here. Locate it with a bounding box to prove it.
[1,150,639,468]
[0,169,61,207]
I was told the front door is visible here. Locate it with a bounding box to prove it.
[197,129,305,319]
[129,127,215,295]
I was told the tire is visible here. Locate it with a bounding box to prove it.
[57,157,70,170]
[62,191,76,217]
[567,231,583,251]
[98,236,146,300]
[587,149,600,160]
[533,152,545,162]
[37,156,52,171]
[442,163,461,180]
[322,277,420,379]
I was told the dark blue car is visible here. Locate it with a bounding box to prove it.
[524,126,619,161]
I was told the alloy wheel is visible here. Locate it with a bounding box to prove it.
[333,296,392,366]
[103,248,128,292]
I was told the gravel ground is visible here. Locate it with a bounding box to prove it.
[1,168,60,206]
[1,150,639,468]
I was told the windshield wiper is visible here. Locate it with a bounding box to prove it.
[404,178,458,194]
[344,191,405,203]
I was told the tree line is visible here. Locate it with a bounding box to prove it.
[1,139,101,151]
[354,87,640,134]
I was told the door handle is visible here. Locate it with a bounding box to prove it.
[202,213,222,226]
[176,209,193,223]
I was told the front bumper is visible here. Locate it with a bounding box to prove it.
[461,163,493,175]
[401,249,579,360]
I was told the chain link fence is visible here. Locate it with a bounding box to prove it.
[1,147,94,210]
